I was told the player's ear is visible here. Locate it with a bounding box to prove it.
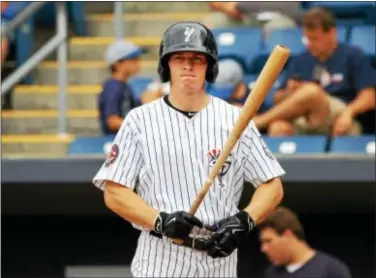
[281,229,294,239]
[158,56,171,83]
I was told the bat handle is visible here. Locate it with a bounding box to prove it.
[173,179,214,245]
[188,178,213,216]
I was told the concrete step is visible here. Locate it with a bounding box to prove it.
[34,61,158,85]
[84,1,114,14]
[122,2,210,13]
[13,85,101,110]
[2,134,72,157]
[69,37,160,61]
[2,110,100,135]
[86,12,210,37]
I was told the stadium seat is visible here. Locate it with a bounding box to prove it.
[250,28,304,73]
[329,136,375,154]
[208,85,235,102]
[212,27,263,72]
[68,135,116,155]
[349,25,376,66]
[263,136,327,154]
[264,28,305,55]
[128,76,154,104]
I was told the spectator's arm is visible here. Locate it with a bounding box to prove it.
[102,86,124,132]
[273,59,302,104]
[346,49,376,117]
[346,87,376,118]
[273,89,290,104]
[107,115,123,132]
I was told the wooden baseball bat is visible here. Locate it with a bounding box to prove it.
[190,44,290,215]
[172,45,290,245]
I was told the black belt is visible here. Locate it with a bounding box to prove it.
[149,231,208,251]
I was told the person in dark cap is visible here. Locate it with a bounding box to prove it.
[258,207,351,278]
[98,40,146,135]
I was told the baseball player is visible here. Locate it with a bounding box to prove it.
[93,21,285,278]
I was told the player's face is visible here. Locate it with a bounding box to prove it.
[168,51,208,92]
[260,228,292,266]
[303,27,335,58]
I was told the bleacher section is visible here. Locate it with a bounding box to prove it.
[66,135,375,156]
[1,2,375,157]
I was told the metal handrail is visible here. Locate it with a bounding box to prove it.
[114,2,124,39]
[1,2,68,135]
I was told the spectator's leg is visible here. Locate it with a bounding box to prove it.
[267,120,295,136]
[253,83,330,130]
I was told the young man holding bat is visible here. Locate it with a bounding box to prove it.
[92,21,285,278]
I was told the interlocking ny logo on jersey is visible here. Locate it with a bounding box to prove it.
[207,148,232,187]
[184,27,195,42]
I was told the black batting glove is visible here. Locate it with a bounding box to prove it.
[154,211,203,240]
[206,211,255,258]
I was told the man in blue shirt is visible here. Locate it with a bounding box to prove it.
[259,207,352,278]
[99,40,146,135]
[252,7,376,136]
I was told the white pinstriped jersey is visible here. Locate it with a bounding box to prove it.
[93,95,285,277]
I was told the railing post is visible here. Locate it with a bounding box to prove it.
[56,2,68,136]
[114,2,123,39]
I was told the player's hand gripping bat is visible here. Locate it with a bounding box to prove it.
[173,44,291,245]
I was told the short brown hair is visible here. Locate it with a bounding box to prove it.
[302,7,336,32]
[258,207,305,240]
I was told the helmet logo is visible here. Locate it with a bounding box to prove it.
[184,27,195,42]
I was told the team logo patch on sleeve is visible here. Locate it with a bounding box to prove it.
[105,143,119,167]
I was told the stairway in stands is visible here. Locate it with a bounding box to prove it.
[2,2,211,157]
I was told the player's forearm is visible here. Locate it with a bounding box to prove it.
[346,88,376,117]
[243,178,283,225]
[104,181,158,230]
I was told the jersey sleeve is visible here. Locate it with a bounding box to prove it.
[242,121,285,187]
[92,111,144,191]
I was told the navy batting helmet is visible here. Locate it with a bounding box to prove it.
[158,21,219,83]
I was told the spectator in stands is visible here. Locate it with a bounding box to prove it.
[252,7,376,136]
[204,2,300,35]
[140,59,248,106]
[212,58,248,107]
[99,40,146,135]
[259,206,352,278]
